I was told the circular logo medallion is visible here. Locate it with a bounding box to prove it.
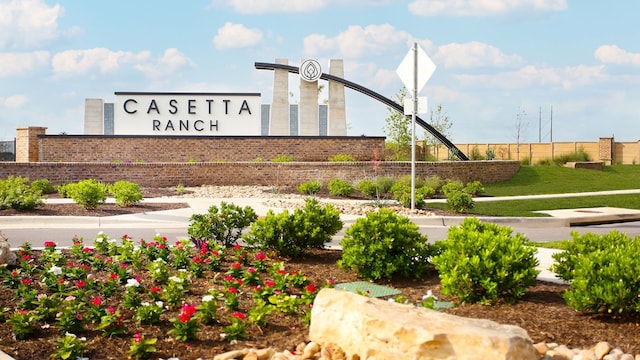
[299,59,322,82]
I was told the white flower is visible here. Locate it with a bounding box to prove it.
[48,265,62,275]
[125,278,140,287]
[168,276,182,283]
[41,324,50,329]
[141,302,150,307]
[155,301,164,308]
[422,290,437,301]
[202,295,214,302]
[65,332,77,338]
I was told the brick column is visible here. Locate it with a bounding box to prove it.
[15,126,47,162]
[598,137,613,165]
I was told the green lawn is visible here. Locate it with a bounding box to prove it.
[427,165,640,217]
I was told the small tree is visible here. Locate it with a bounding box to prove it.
[383,87,413,160]
[423,104,452,160]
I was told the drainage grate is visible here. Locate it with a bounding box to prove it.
[334,281,401,298]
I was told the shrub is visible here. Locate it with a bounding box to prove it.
[463,180,484,196]
[431,218,539,305]
[485,148,496,160]
[468,146,484,160]
[446,190,474,213]
[0,176,44,210]
[355,179,377,198]
[188,202,258,247]
[327,179,354,197]
[296,181,321,196]
[30,179,54,195]
[109,180,144,207]
[271,155,293,162]
[559,231,640,315]
[66,179,108,210]
[389,182,433,208]
[422,176,442,194]
[243,198,343,258]
[55,183,72,198]
[440,179,464,197]
[551,230,628,282]
[338,209,433,280]
[328,154,356,162]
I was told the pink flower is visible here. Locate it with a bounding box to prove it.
[44,241,56,248]
[133,333,142,343]
[92,297,102,306]
[265,280,275,287]
[106,306,115,314]
[234,244,242,250]
[255,252,266,261]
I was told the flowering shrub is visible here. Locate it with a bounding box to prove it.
[0,236,329,358]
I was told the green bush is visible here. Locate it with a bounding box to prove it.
[296,181,322,196]
[0,176,44,210]
[188,202,258,247]
[445,190,474,213]
[389,182,434,208]
[243,198,343,258]
[463,180,484,196]
[328,154,356,162]
[109,180,144,207]
[30,179,54,195]
[66,179,108,210]
[431,218,539,305]
[271,155,294,162]
[327,179,354,197]
[422,176,442,194]
[440,179,464,197]
[355,179,377,198]
[551,230,629,282]
[55,183,72,198]
[559,231,640,315]
[338,209,433,280]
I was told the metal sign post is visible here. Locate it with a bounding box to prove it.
[396,42,436,211]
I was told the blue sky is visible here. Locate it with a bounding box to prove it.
[1,0,639,143]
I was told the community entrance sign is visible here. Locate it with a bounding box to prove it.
[113,92,261,135]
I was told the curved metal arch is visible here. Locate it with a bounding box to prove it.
[254,61,468,160]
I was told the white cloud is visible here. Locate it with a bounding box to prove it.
[454,64,605,90]
[304,24,412,58]
[51,48,151,76]
[213,22,263,50]
[0,51,49,78]
[408,0,567,17]
[0,94,28,109]
[595,45,640,67]
[436,41,524,68]
[217,0,328,14]
[134,48,195,79]
[0,0,63,48]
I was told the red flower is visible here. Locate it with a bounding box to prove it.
[133,333,142,343]
[255,252,266,261]
[92,297,102,306]
[179,312,191,323]
[265,280,275,287]
[44,241,56,248]
[150,286,162,293]
[234,244,242,250]
[76,280,86,288]
[109,273,118,280]
[231,312,245,321]
[305,284,316,293]
[227,287,238,294]
[231,262,242,269]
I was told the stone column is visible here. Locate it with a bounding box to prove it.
[299,60,319,136]
[598,137,614,165]
[269,58,290,136]
[84,98,104,134]
[15,126,47,162]
[328,59,347,136]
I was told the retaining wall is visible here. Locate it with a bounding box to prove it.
[0,161,520,187]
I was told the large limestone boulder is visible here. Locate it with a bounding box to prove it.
[309,288,539,360]
[0,238,16,266]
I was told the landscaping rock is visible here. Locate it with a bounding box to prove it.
[0,238,16,265]
[308,288,539,360]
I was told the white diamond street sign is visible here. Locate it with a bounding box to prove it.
[396,42,436,211]
[396,43,436,95]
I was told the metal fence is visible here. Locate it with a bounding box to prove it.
[0,139,15,161]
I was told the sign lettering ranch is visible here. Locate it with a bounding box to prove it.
[114,92,261,135]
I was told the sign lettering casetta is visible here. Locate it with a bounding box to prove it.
[114,92,261,135]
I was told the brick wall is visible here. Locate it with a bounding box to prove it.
[36,135,385,162]
[0,161,520,187]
